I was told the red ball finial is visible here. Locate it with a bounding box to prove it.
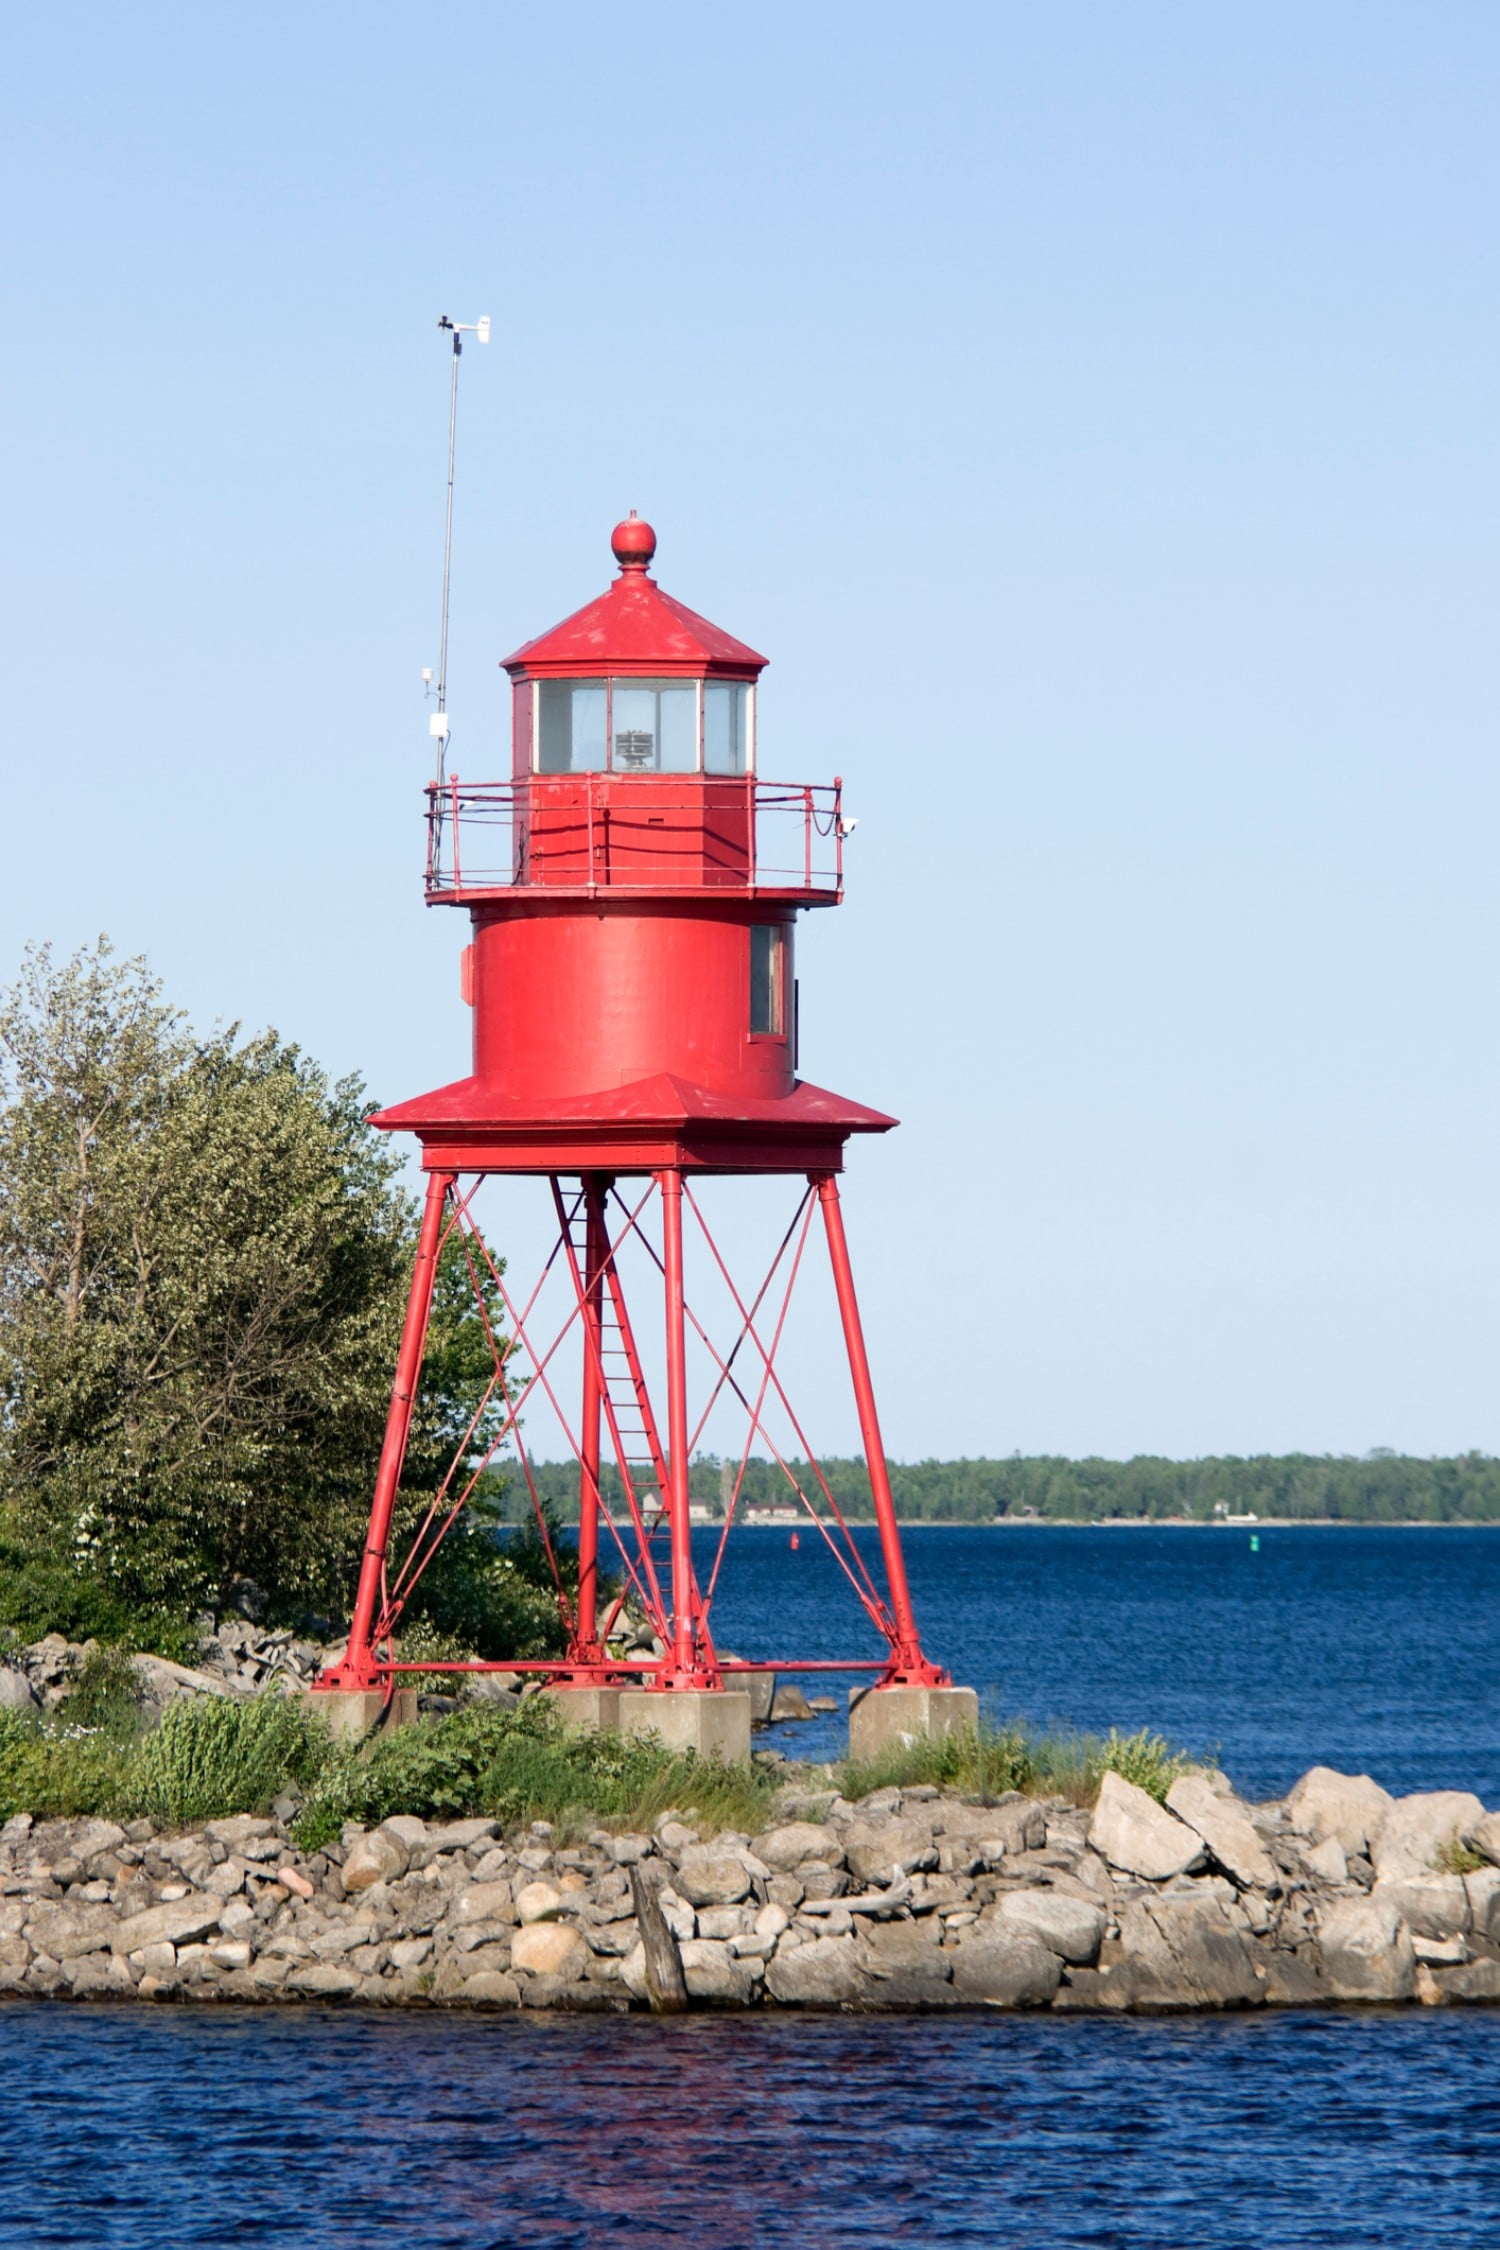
[611,511,657,573]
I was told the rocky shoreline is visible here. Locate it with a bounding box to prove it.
[4,1764,1500,2014]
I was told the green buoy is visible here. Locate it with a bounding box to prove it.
[1249,1534,1260,1552]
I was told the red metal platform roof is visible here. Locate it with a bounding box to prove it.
[370,1070,895,1176]
[501,516,768,681]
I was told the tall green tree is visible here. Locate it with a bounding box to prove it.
[0,938,545,1633]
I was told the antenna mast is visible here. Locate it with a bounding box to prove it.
[428,313,490,785]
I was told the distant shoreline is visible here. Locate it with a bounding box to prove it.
[730,1516,1500,1530]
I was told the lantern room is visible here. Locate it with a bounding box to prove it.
[504,513,762,780]
[424,516,844,906]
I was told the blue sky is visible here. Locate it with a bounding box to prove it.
[3,3,1496,1459]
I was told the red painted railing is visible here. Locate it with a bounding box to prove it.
[424,774,844,902]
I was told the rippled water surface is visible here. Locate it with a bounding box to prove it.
[3,2003,1500,2248]
[705,1523,1500,1796]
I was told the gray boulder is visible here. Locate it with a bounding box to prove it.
[455,1970,521,2007]
[1371,1873,1470,1940]
[842,1819,938,1886]
[1469,1810,1500,1866]
[110,1894,225,1955]
[1370,1792,1486,1880]
[1464,1866,1500,1943]
[1262,1951,1330,2006]
[1090,1772,1205,1881]
[674,1850,752,1907]
[24,1903,119,1962]
[34,1817,126,1865]
[958,1799,1046,1857]
[1435,1958,1500,2004]
[994,1889,1104,1966]
[752,1822,845,1871]
[285,1962,361,1999]
[1301,1834,1348,1884]
[677,1938,757,2003]
[129,1652,240,1704]
[765,1936,869,2005]
[1166,1773,1277,1890]
[950,1928,1061,2007]
[342,1828,410,1890]
[1315,1895,1417,2001]
[404,1818,500,1867]
[1106,1895,1263,2009]
[1284,1768,1393,1860]
[858,1917,952,1992]
[0,1666,38,1710]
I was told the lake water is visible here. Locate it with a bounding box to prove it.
[7,1523,1500,2247]
[5,2004,1500,2247]
[706,1522,1500,1799]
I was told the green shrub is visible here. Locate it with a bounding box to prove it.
[0,1708,135,1821]
[1083,1727,1200,1804]
[0,1528,197,1661]
[130,1691,330,1825]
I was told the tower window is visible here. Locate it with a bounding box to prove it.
[611,680,697,772]
[704,681,749,774]
[750,924,788,1035]
[538,680,607,772]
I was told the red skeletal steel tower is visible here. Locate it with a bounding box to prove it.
[321,516,968,1751]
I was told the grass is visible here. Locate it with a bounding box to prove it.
[132,1694,330,1826]
[0,1644,1207,1841]
[0,1669,780,1843]
[291,1700,780,1851]
[836,1718,1207,1808]
[838,1720,1036,1805]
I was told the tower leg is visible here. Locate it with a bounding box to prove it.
[815,1173,944,1686]
[546,1174,625,1725]
[659,1168,711,1686]
[320,1167,455,1693]
[572,1174,608,1662]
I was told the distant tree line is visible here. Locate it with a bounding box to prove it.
[521,1449,1500,1525]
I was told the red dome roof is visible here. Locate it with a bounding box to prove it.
[502,516,768,681]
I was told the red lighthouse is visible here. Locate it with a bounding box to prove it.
[320,517,973,1757]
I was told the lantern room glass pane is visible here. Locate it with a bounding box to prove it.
[610,679,698,772]
[538,680,606,773]
[704,682,748,774]
[749,923,788,1035]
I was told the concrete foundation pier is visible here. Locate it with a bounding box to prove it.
[303,1686,419,1744]
[848,1683,979,1761]
[618,1689,753,1763]
[541,1685,624,1735]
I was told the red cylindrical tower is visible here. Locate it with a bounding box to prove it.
[321,518,965,1754]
